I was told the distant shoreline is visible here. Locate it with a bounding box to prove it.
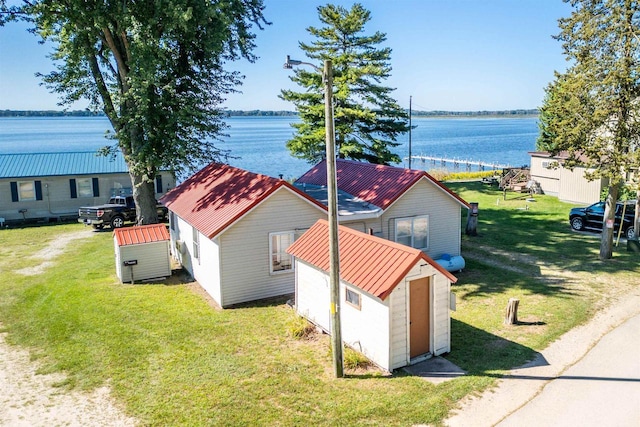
[0,109,539,118]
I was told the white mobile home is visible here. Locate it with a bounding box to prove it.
[288,219,458,372]
[0,151,174,223]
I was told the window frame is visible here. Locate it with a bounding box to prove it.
[269,231,295,274]
[17,181,36,201]
[192,226,200,262]
[345,288,362,310]
[76,178,94,198]
[394,215,429,250]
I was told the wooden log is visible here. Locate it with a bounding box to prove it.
[504,298,519,325]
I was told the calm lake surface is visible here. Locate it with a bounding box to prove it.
[0,116,538,178]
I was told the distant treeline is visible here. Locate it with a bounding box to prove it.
[224,110,297,116]
[412,109,539,117]
[1,108,538,118]
[0,110,105,117]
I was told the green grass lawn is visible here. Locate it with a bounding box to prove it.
[0,183,637,426]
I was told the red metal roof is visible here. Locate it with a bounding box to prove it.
[287,219,457,300]
[296,159,469,210]
[160,163,326,239]
[114,224,170,247]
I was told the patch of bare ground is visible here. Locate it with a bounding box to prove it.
[0,327,136,426]
[15,229,94,276]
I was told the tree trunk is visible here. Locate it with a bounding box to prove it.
[635,190,640,240]
[600,184,620,260]
[504,298,519,325]
[130,170,158,225]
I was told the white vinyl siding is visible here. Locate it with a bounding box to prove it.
[114,241,171,283]
[432,273,451,355]
[295,261,331,330]
[218,187,325,307]
[389,281,409,369]
[382,178,462,259]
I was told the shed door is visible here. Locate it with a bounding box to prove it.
[409,277,430,358]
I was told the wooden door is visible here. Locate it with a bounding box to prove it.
[409,277,430,358]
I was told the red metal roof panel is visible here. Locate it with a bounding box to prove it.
[114,224,170,246]
[287,219,457,300]
[160,163,326,239]
[296,159,469,209]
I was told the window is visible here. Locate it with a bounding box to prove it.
[18,181,36,201]
[345,288,361,310]
[77,178,93,198]
[395,216,429,249]
[10,181,42,202]
[270,231,295,273]
[192,226,200,261]
[170,211,176,231]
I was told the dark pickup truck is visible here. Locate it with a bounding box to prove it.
[78,195,167,229]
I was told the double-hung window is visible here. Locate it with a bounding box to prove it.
[192,226,200,262]
[270,231,295,273]
[77,178,93,198]
[395,215,429,249]
[18,181,36,201]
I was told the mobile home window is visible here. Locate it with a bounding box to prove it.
[18,181,36,201]
[192,226,200,261]
[270,231,294,273]
[395,216,429,249]
[345,288,361,310]
[77,178,93,198]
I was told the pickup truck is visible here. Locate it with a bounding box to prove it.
[78,195,168,229]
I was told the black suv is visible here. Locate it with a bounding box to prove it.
[569,201,636,239]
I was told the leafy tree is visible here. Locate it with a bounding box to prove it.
[1,0,267,224]
[537,0,640,259]
[280,3,409,165]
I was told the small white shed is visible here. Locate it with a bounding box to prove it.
[114,224,171,283]
[287,219,458,372]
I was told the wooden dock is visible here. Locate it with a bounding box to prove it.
[405,155,511,171]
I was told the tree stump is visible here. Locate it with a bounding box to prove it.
[504,298,519,325]
[465,202,479,236]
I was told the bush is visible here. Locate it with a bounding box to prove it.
[286,314,316,339]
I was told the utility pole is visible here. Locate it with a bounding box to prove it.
[324,59,344,378]
[285,55,343,378]
[408,95,412,169]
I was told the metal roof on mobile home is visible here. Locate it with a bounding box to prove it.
[0,151,129,179]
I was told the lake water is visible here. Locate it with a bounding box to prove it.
[0,116,538,178]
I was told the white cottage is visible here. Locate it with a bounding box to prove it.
[295,159,470,261]
[288,219,458,372]
[114,224,171,283]
[160,162,327,308]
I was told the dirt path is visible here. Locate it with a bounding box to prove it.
[2,228,138,426]
[0,330,136,426]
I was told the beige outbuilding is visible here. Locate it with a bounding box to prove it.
[114,224,171,283]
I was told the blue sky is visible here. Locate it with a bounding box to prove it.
[0,0,572,111]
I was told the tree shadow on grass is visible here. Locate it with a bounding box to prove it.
[446,318,547,376]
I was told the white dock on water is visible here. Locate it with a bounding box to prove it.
[406,155,511,171]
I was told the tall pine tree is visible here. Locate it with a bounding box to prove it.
[280,3,409,165]
[538,0,640,259]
